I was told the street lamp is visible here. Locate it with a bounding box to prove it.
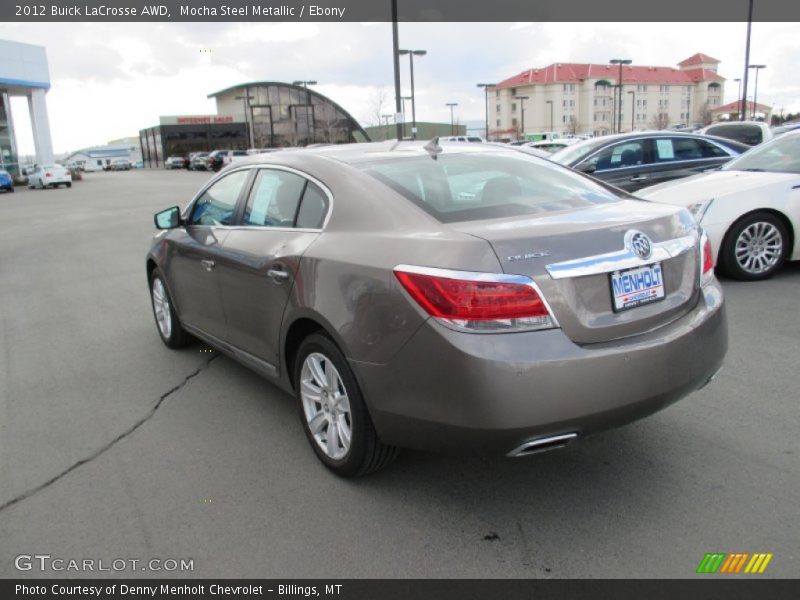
[610,58,632,134]
[477,83,494,140]
[748,64,766,121]
[514,96,529,140]
[740,0,754,121]
[546,100,554,132]
[292,80,318,144]
[627,90,635,132]
[235,89,255,148]
[398,49,426,139]
[445,102,458,135]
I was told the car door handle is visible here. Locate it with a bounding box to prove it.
[267,268,290,284]
[629,174,649,182]
[201,259,215,271]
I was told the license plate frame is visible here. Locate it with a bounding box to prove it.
[609,263,665,313]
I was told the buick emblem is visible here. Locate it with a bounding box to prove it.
[627,231,653,260]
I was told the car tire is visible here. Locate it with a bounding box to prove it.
[8,187,14,193]
[294,333,399,477]
[719,212,789,281]
[66,182,72,188]
[149,268,194,348]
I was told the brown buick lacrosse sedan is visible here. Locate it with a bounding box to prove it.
[146,140,727,476]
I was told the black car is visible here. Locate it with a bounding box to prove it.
[550,131,750,192]
[206,149,232,172]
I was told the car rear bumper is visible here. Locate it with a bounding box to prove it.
[352,280,727,455]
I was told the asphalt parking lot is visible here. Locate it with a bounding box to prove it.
[0,169,797,579]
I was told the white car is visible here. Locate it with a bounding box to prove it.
[699,121,772,147]
[27,164,73,189]
[638,131,800,281]
[524,139,578,153]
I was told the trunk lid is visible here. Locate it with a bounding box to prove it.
[450,199,701,344]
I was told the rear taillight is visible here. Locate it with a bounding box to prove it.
[700,231,714,285]
[394,265,556,333]
[45,172,52,177]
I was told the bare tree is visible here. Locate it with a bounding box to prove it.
[367,87,390,128]
[649,112,670,130]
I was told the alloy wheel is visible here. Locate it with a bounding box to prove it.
[300,352,352,460]
[734,221,783,275]
[151,278,173,339]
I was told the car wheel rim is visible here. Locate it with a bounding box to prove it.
[735,222,783,274]
[151,278,172,339]
[300,352,352,460]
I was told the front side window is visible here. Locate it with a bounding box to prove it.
[243,169,306,227]
[189,170,250,226]
[361,152,619,224]
[583,140,647,171]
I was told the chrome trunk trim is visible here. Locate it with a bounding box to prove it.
[545,234,697,280]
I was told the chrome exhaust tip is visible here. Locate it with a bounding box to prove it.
[507,432,578,458]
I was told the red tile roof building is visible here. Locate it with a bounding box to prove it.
[489,53,726,139]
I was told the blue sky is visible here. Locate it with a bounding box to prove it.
[3,21,798,154]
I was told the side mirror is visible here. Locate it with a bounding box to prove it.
[154,206,182,229]
[577,162,597,174]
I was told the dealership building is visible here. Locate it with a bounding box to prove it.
[0,39,54,175]
[139,82,368,167]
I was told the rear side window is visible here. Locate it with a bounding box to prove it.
[362,152,619,223]
[190,170,250,226]
[296,182,329,229]
[654,137,729,162]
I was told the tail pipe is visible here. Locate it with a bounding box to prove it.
[507,432,578,458]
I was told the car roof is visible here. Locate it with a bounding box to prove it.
[226,140,519,169]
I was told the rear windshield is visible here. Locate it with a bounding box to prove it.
[361,152,620,223]
[705,124,763,146]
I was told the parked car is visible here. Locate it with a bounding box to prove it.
[524,139,577,153]
[205,149,232,172]
[772,122,800,137]
[699,121,772,146]
[439,136,485,143]
[222,150,249,167]
[109,158,132,171]
[165,156,187,170]
[0,169,14,193]
[27,164,72,189]
[550,131,750,192]
[638,131,800,281]
[147,141,727,476]
[189,152,210,170]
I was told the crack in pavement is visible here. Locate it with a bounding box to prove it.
[0,353,220,514]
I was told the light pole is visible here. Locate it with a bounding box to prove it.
[546,100,554,132]
[445,102,458,135]
[514,95,529,140]
[740,0,754,120]
[401,96,412,138]
[398,49,426,139]
[292,80,317,144]
[748,64,766,121]
[235,89,255,148]
[627,90,635,132]
[381,114,393,138]
[477,83,494,140]
[610,58,632,134]
[391,0,402,140]
[733,78,742,119]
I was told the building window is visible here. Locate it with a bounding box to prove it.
[512,118,518,126]
[510,88,517,95]
[496,119,500,126]
[511,103,517,112]
[496,90,500,97]
[496,104,501,113]
[562,115,567,123]
[569,100,574,107]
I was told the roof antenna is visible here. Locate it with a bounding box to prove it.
[423,136,442,159]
